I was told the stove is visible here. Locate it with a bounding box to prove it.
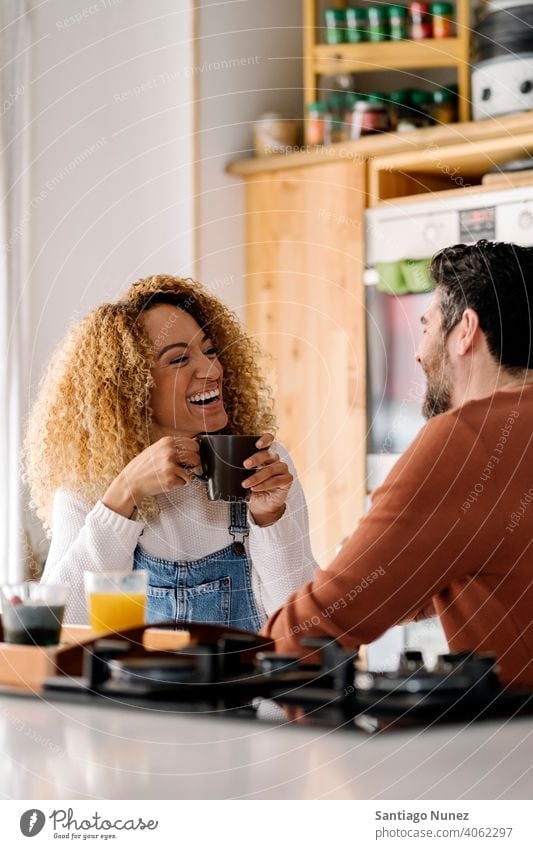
[40,623,533,734]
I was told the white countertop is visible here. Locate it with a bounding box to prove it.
[1,694,532,800]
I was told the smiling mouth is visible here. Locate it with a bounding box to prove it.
[186,388,221,407]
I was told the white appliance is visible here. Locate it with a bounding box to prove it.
[471,2,533,119]
[365,183,533,488]
[367,183,533,266]
[472,54,533,121]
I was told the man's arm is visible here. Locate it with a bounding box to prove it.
[262,412,489,653]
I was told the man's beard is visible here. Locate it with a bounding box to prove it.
[422,341,453,420]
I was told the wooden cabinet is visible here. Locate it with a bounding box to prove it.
[368,123,533,204]
[303,0,472,136]
[244,159,367,564]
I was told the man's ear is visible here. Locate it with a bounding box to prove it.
[455,308,481,357]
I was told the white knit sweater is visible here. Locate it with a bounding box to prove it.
[41,446,317,626]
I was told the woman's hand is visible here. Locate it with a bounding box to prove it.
[242,434,293,527]
[102,436,201,518]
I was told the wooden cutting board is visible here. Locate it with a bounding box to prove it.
[0,626,191,692]
[0,620,269,694]
[60,624,192,651]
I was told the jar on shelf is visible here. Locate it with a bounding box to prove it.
[432,87,458,123]
[367,91,389,105]
[343,92,359,132]
[306,101,327,146]
[409,89,434,125]
[323,72,358,95]
[346,7,367,43]
[396,117,419,132]
[324,92,351,144]
[324,9,347,44]
[351,99,390,139]
[409,2,433,39]
[388,5,409,40]
[388,89,412,129]
[367,6,390,42]
[431,2,455,38]
[253,113,300,156]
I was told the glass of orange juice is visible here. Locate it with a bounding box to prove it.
[84,571,148,633]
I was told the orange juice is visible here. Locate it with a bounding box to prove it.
[88,591,146,632]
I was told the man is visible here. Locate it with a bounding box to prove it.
[263,240,533,687]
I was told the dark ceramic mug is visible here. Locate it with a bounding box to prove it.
[195,434,260,501]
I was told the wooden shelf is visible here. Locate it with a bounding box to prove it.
[303,0,472,133]
[227,113,533,178]
[368,173,533,211]
[314,37,465,75]
[368,129,533,205]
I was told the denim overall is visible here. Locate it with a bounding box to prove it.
[132,502,262,632]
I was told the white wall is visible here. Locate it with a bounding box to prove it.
[28,0,196,395]
[196,0,303,313]
[27,0,304,388]
[24,0,196,552]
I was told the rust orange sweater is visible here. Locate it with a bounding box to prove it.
[263,386,533,687]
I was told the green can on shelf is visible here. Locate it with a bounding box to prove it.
[387,5,408,40]
[346,7,367,42]
[410,89,434,126]
[367,91,388,105]
[432,87,458,123]
[410,89,433,108]
[431,2,455,38]
[324,9,347,44]
[367,6,390,41]
[344,92,359,108]
[306,101,327,146]
[325,93,351,144]
[389,89,412,128]
[389,89,412,105]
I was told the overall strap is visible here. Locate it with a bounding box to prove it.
[229,501,249,554]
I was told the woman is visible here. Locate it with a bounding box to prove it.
[24,274,316,629]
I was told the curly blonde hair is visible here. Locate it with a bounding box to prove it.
[23,275,276,530]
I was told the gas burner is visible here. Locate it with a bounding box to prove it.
[41,626,533,732]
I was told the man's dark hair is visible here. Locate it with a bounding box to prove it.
[430,240,533,370]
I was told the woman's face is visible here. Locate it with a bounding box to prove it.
[142,304,228,437]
